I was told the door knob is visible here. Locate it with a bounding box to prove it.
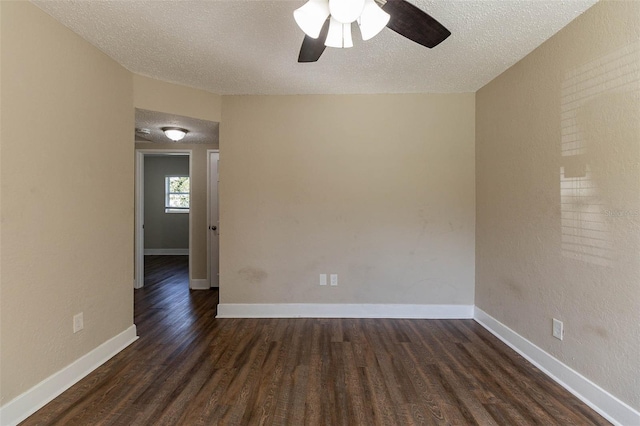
[211,226,217,231]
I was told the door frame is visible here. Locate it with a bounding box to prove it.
[135,149,193,289]
[206,149,220,288]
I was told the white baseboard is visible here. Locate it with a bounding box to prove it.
[190,279,210,290]
[143,248,188,255]
[474,307,640,426]
[216,303,474,319]
[0,325,138,426]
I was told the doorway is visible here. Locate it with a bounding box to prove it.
[135,150,193,289]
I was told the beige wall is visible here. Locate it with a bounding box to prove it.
[220,94,475,305]
[133,74,222,123]
[0,1,133,405]
[136,143,217,280]
[476,0,640,410]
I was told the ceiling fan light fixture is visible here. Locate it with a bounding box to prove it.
[162,127,188,141]
[295,0,452,63]
[358,0,390,41]
[325,18,353,48]
[328,0,365,24]
[294,0,330,38]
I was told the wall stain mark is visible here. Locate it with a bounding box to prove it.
[238,267,268,284]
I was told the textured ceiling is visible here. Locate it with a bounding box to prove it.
[33,0,598,95]
[135,109,219,145]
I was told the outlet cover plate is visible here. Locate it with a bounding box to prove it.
[319,274,327,286]
[330,274,338,286]
[73,312,84,333]
[552,318,563,340]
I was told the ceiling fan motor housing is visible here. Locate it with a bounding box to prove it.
[329,0,366,23]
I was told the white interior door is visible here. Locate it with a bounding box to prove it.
[208,151,220,287]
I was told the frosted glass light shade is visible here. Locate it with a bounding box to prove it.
[325,18,353,48]
[294,0,330,38]
[358,0,390,40]
[329,0,365,24]
[162,127,188,141]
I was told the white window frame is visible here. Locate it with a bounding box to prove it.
[165,175,190,213]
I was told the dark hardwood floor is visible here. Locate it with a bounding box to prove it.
[21,255,609,425]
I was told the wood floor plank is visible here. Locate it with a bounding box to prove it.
[342,341,375,425]
[303,321,324,426]
[397,344,447,425]
[20,255,612,426]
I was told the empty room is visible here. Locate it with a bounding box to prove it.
[0,0,638,425]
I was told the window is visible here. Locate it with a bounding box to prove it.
[165,176,190,213]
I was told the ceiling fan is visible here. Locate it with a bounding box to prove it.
[294,0,451,63]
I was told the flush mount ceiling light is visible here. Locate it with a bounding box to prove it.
[294,0,451,63]
[294,0,389,49]
[162,127,188,141]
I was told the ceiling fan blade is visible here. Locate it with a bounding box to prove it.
[382,0,450,48]
[298,19,330,63]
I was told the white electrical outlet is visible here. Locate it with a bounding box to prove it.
[330,274,338,286]
[319,274,327,286]
[552,318,563,340]
[73,312,84,333]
